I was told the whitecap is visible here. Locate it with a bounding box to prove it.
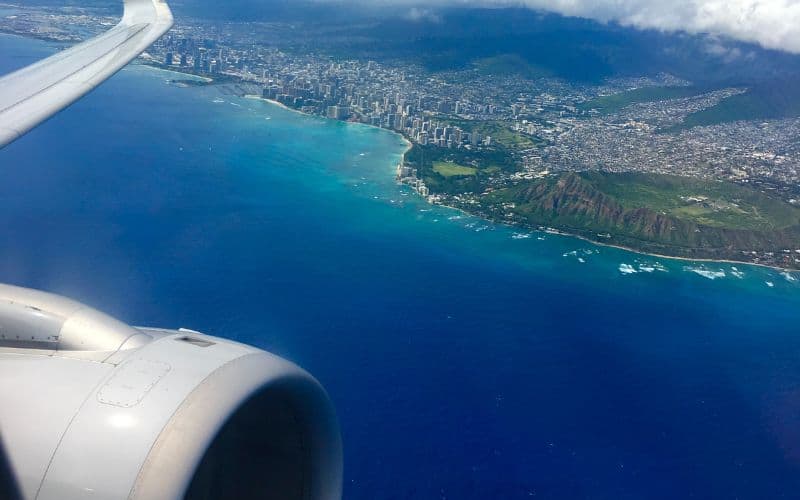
[766,281,775,288]
[781,272,797,283]
[511,233,530,240]
[619,264,638,275]
[684,266,726,280]
[578,258,586,263]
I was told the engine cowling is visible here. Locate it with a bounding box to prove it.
[0,284,342,500]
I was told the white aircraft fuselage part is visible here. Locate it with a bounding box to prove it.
[0,0,174,148]
[0,284,343,499]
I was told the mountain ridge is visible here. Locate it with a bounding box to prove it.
[482,172,800,268]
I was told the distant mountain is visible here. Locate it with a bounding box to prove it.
[23,1,800,85]
[169,2,800,85]
[672,79,800,130]
[346,8,800,84]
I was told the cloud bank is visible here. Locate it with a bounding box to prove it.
[355,0,800,54]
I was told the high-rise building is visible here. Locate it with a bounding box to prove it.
[471,132,481,146]
[327,106,349,120]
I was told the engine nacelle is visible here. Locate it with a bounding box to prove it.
[0,284,342,500]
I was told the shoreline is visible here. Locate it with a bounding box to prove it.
[244,94,302,115]
[137,63,214,83]
[241,87,796,273]
[246,95,411,136]
[30,56,794,274]
[563,232,797,273]
[244,94,414,159]
[429,201,799,273]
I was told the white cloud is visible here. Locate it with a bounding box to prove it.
[703,39,754,62]
[341,0,800,54]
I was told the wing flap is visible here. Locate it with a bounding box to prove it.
[0,0,173,148]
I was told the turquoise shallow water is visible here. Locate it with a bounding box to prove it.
[2,33,800,499]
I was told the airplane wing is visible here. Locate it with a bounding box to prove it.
[0,0,174,148]
[0,3,343,499]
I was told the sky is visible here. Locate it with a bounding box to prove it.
[321,0,800,55]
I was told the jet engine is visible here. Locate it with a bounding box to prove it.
[0,284,342,500]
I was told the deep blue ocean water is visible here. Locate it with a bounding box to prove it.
[3,34,800,499]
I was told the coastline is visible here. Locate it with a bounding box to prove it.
[563,231,798,273]
[235,86,798,273]
[430,201,799,273]
[25,57,794,274]
[137,63,214,83]
[245,95,413,146]
[244,94,302,115]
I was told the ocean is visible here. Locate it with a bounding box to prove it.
[2,34,800,499]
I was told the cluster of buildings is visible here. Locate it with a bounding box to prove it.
[540,89,800,198]
[4,5,800,204]
[149,28,800,202]
[163,38,224,76]
[395,163,429,197]
[257,63,496,150]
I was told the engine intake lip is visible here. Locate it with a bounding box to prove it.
[129,352,343,500]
